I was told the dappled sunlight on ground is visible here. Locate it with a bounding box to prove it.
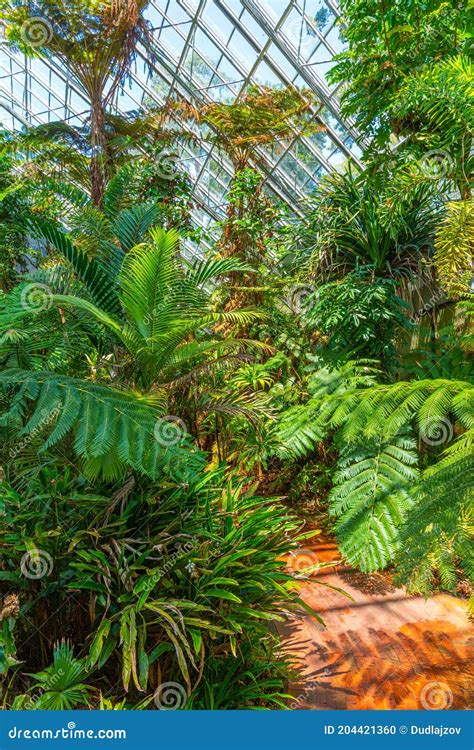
[280,539,473,710]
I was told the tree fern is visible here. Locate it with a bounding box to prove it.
[276,366,473,587]
[329,435,419,571]
[337,378,474,442]
[396,430,474,592]
[276,360,380,458]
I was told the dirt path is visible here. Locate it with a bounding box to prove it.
[280,538,473,710]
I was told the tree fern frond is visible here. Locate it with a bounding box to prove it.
[329,435,419,571]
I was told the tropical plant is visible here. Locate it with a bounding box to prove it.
[434,199,474,296]
[294,167,440,280]
[2,0,156,204]
[178,85,318,172]
[303,271,409,366]
[0,143,47,290]
[177,86,320,310]
[14,642,92,710]
[389,55,474,199]
[0,466,322,708]
[1,116,194,231]
[276,360,474,593]
[0,220,265,481]
[330,0,471,146]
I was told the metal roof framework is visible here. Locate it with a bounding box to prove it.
[0,0,363,254]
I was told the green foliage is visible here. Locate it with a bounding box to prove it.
[295,167,440,280]
[0,369,204,482]
[434,199,474,295]
[0,143,44,290]
[304,272,408,365]
[20,642,92,710]
[330,0,471,144]
[276,360,380,459]
[389,55,474,197]
[329,435,418,570]
[0,221,265,480]
[1,0,473,711]
[396,430,474,592]
[0,469,319,708]
[277,366,474,589]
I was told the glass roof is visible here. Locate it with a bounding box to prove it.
[0,0,364,241]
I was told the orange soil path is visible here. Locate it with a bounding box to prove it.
[279,539,473,710]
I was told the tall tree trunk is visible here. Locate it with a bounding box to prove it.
[90,95,108,207]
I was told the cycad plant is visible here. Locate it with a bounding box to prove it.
[0,214,263,480]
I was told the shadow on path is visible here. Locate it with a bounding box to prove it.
[279,538,473,710]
